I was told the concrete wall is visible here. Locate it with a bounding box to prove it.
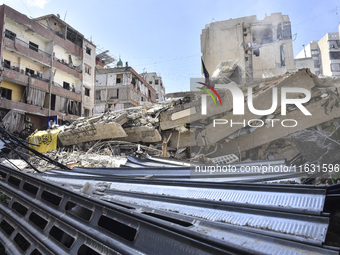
[201,13,295,84]
[0,80,25,101]
[82,39,96,115]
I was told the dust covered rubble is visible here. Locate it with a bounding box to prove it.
[26,69,340,177]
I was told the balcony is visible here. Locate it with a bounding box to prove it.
[3,66,49,91]
[0,98,48,116]
[52,82,81,102]
[53,57,82,79]
[3,37,51,66]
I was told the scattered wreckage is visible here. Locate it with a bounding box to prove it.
[26,68,340,176]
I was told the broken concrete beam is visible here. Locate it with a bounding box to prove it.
[121,126,162,143]
[213,97,340,156]
[164,129,192,149]
[58,122,127,146]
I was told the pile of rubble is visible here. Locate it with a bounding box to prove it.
[26,68,340,180]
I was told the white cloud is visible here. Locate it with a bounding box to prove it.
[26,0,50,9]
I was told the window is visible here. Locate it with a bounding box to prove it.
[149,81,153,84]
[329,41,339,49]
[29,41,39,52]
[86,47,91,55]
[5,29,16,40]
[0,87,12,100]
[95,90,101,100]
[155,80,159,85]
[85,65,91,75]
[25,68,35,76]
[4,59,11,69]
[311,50,319,56]
[84,108,90,117]
[63,82,70,90]
[85,88,90,97]
[331,63,340,71]
[314,60,320,68]
[330,52,340,60]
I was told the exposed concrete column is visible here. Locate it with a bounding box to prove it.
[48,41,54,116]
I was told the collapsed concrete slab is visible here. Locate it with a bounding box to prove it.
[58,122,127,146]
[212,97,340,157]
[121,126,162,143]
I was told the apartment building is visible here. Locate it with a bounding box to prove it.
[94,61,156,114]
[295,41,322,76]
[201,13,295,85]
[295,26,340,77]
[0,5,96,133]
[140,72,165,101]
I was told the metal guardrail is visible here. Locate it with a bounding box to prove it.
[0,164,250,255]
[0,163,339,254]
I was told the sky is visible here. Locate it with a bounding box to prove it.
[1,0,340,93]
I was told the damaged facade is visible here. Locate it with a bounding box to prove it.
[0,5,96,133]
[201,13,295,84]
[94,63,157,113]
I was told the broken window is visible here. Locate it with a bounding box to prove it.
[95,90,102,101]
[4,59,11,69]
[108,88,119,99]
[155,80,159,85]
[330,52,340,60]
[85,65,91,75]
[252,25,273,45]
[85,88,90,97]
[63,82,70,90]
[116,74,123,84]
[67,100,80,116]
[86,47,91,55]
[253,48,260,57]
[25,68,35,76]
[0,87,12,100]
[149,81,153,85]
[66,27,83,48]
[277,22,292,40]
[84,108,90,117]
[29,41,39,52]
[51,94,56,110]
[5,29,16,40]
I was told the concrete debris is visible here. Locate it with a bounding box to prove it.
[19,68,340,174]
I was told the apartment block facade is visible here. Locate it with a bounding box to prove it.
[140,72,165,102]
[94,63,156,114]
[295,28,340,77]
[0,5,96,132]
[201,13,295,85]
[295,41,322,76]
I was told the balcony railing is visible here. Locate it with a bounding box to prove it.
[3,64,50,84]
[11,37,51,58]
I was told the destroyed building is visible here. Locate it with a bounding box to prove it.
[296,28,340,77]
[140,72,165,102]
[201,13,295,84]
[0,5,96,133]
[94,61,157,113]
